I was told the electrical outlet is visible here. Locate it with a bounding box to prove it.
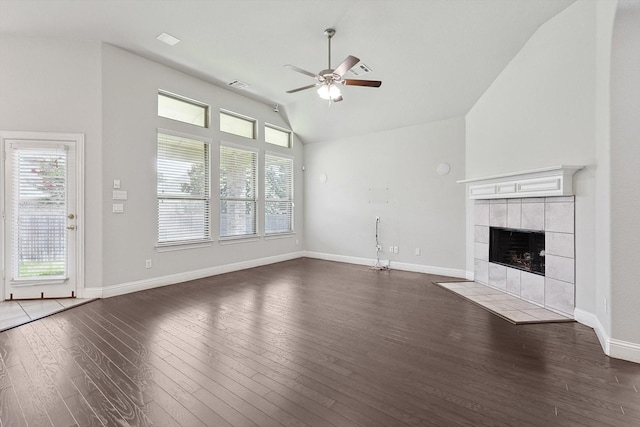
[393,246,399,254]
[145,259,152,269]
[389,246,394,253]
[415,248,421,256]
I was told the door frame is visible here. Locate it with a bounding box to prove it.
[1,131,85,301]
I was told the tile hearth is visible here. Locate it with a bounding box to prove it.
[436,281,573,324]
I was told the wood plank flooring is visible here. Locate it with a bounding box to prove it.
[1,257,639,426]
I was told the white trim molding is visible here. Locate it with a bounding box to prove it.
[574,308,610,354]
[574,308,640,364]
[610,339,640,364]
[457,165,584,199]
[303,251,468,279]
[84,251,304,299]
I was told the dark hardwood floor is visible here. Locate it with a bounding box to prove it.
[1,258,639,426]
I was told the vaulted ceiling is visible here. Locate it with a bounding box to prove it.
[0,0,575,143]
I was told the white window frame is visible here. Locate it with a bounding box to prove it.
[219,142,259,241]
[158,91,209,128]
[156,129,212,249]
[265,123,292,148]
[264,152,294,236]
[220,109,257,139]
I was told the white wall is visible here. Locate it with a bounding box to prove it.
[304,118,467,276]
[466,0,598,316]
[0,36,104,290]
[100,44,304,288]
[610,0,640,360]
[594,0,618,342]
[465,0,640,361]
[0,37,304,295]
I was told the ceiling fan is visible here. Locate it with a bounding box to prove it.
[284,28,382,102]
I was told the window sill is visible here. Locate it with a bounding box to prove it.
[264,232,295,240]
[155,240,213,252]
[219,235,261,245]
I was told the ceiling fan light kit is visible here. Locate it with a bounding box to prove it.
[285,28,382,103]
[317,83,341,100]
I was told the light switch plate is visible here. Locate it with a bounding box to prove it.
[113,179,121,189]
[113,203,124,213]
[113,190,128,200]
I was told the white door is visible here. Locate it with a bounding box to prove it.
[2,132,83,300]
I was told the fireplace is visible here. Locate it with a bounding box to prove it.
[464,167,579,316]
[489,227,545,275]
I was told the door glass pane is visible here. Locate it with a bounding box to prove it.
[12,146,67,280]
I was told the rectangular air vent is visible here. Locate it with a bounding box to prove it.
[349,63,372,76]
[227,80,249,89]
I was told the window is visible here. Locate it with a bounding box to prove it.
[219,145,258,238]
[158,92,208,128]
[157,132,210,245]
[265,154,293,234]
[10,144,67,279]
[220,110,256,139]
[265,124,292,148]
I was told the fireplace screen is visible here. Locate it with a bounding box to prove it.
[489,227,545,275]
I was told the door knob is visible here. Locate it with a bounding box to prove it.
[68,214,75,219]
[66,225,76,230]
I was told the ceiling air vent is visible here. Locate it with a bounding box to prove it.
[227,80,249,89]
[349,63,372,77]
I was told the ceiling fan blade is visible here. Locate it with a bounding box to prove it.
[333,55,360,77]
[286,83,318,94]
[284,64,321,79]
[343,79,382,88]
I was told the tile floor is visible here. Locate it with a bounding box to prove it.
[435,281,573,324]
[0,298,95,332]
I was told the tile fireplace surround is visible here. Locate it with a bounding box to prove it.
[474,196,575,317]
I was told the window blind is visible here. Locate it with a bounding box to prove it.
[219,145,257,238]
[157,132,210,245]
[11,145,67,279]
[265,154,293,234]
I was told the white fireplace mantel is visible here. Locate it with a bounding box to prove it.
[457,165,584,199]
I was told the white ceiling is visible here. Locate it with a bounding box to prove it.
[0,0,575,144]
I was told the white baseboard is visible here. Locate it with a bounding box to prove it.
[573,308,640,364]
[303,251,468,280]
[574,308,610,354]
[84,251,305,299]
[465,270,475,281]
[609,338,640,364]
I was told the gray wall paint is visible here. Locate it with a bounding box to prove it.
[0,38,304,291]
[466,1,600,315]
[594,0,617,337]
[0,35,104,289]
[610,0,640,347]
[304,118,466,272]
[101,45,304,287]
[465,0,640,355]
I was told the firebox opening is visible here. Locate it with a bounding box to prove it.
[489,227,545,276]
